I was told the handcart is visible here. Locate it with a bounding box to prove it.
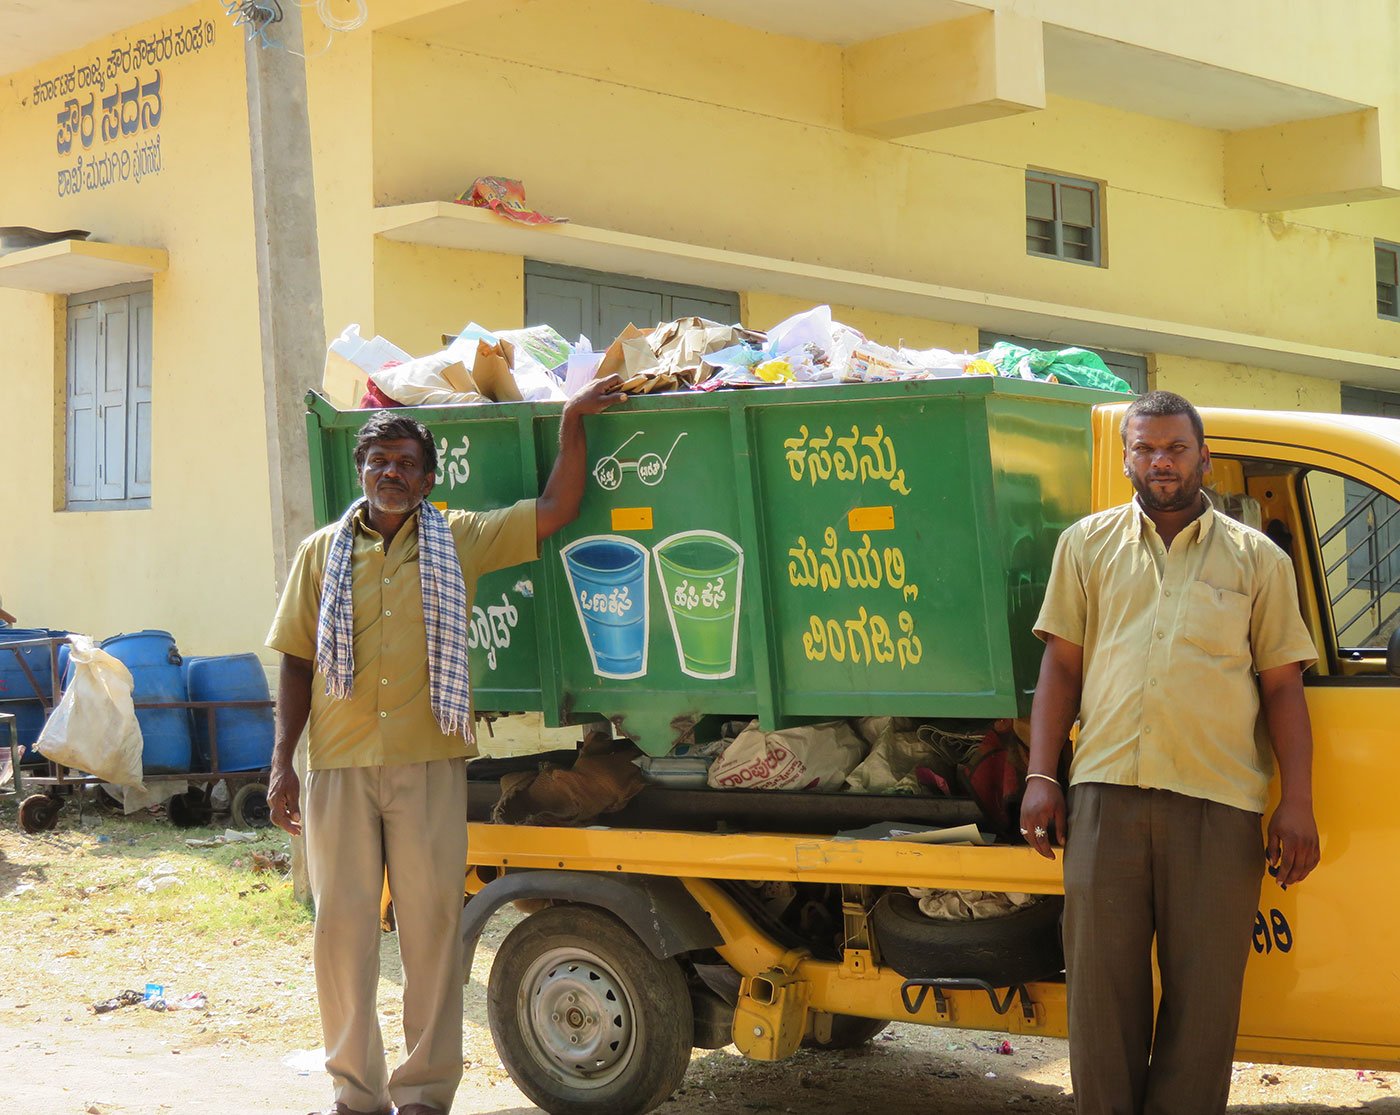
[3,633,274,834]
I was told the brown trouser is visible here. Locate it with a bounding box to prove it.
[305,758,469,1114]
[1064,783,1264,1115]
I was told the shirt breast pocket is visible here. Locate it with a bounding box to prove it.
[1183,581,1251,658]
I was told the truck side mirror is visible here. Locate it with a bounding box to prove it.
[1387,628,1400,678]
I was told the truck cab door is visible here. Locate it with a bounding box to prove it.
[1193,415,1400,1069]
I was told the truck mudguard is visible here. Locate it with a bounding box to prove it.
[461,870,724,972]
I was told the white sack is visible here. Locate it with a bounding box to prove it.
[36,634,145,789]
[707,720,866,792]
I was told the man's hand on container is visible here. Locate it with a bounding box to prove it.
[268,759,302,836]
[1019,777,1067,860]
[565,372,626,417]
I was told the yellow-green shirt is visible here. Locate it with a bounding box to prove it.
[1034,498,1316,813]
[265,500,538,769]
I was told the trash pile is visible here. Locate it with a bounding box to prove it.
[322,304,1132,409]
[639,715,1033,834]
[91,984,207,1014]
[634,716,1050,924]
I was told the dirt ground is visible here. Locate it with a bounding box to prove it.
[3,791,1398,1115]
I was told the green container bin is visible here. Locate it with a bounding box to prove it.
[306,377,1107,755]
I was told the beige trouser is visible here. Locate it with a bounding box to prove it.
[305,758,469,1114]
[1063,783,1265,1115]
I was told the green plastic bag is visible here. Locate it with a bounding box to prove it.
[987,342,1132,393]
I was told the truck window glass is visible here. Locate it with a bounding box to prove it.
[1304,470,1400,656]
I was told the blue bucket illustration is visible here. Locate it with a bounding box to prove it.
[561,535,650,679]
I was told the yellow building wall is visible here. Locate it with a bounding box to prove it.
[1152,355,1343,413]
[742,293,977,353]
[0,7,274,656]
[362,4,1400,373]
[372,240,524,356]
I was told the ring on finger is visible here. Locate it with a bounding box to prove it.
[1034,826,1048,839]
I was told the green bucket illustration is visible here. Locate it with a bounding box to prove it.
[653,530,744,679]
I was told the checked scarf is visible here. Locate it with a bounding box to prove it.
[315,497,474,741]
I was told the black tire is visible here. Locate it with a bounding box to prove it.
[871,891,1064,986]
[488,905,693,1115]
[802,1013,889,1050]
[18,793,60,834]
[166,788,212,829]
[229,782,271,830]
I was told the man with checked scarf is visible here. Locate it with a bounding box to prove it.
[266,375,624,1115]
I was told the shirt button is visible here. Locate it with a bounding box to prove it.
[381,678,388,686]
[384,578,391,585]
[374,544,382,552]
[1144,726,1152,734]
[1150,678,1158,686]
[379,711,387,719]
[1164,590,1172,597]
[385,609,392,617]
[1156,631,1164,639]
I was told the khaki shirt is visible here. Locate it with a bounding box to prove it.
[1034,498,1316,813]
[266,500,537,770]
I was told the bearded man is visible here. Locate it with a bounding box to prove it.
[1020,390,1320,1115]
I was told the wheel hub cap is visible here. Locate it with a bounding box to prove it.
[522,950,634,1087]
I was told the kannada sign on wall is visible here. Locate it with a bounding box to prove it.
[28,19,218,197]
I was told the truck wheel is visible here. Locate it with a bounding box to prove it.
[488,905,693,1115]
[871,891,1064,987]
[802,1013,889,1049]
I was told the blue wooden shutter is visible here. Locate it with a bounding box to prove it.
[127,290,153,498]
[97,297,130,501]
[525,273,594,344]
[66,303,100,503]
[598,284,663,347]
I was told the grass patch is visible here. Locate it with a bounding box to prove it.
[0,791,318,1045]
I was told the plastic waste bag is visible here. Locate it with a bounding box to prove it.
[35,634,145,789]
[987,342,1131,393]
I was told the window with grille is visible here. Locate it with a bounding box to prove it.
[1026,172,1102,266]
[1339,387,1400,602]
[1376,241,1400,321]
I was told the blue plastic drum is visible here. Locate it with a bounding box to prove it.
[0,629,61,761]
[185,654,273,772]
[100,631,192,774]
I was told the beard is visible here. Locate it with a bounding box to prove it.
[1130,463,1206,513]
[366,482,422,515]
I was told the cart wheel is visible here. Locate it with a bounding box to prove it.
[18,794,60,834]
[488,905,693,1115]
[166,788,213,829]
[230,782,271,830]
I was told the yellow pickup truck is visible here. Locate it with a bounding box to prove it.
[315,385,1400,1115]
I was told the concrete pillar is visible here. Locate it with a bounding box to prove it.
[244,3,326,904]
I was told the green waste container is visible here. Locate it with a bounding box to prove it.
[305,376,1108,755]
